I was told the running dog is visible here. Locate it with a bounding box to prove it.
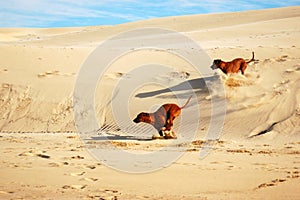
[133,96,192,139]
[211,52,255,75]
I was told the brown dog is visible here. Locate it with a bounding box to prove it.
[133,96,192,139]
[211,52,255,75]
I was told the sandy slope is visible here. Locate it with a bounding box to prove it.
[0,6,299,135]
[0,6,300,200]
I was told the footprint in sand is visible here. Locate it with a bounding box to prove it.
[273,79,290,95]
[287,171,300,179]
[275,55,290,62]
[226,149,251,154]
[262,58,273,64]
[0,68,8,73]
[262,55,291,64]
[169,71,190,79]
[105,72,131,79]
[37,70,75,78]
[36,153,50,159]
[84,164,96,169]
[227,165,236,170]
[70,172,86,176]
[66,135,77,139]
[48,162,61,167]
[37,70,59,78]
[18,152,35,157]
[80,177,98,182]
[19,150,50,159]
[87,189,120,199]
[0,190,14,195]
[257,178,286,189]
[62,185,87,190]
[71,155,85,159]
[285,64,300,73]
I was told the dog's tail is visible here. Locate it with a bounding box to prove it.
[180,95,192,109]
[246,52,255,64]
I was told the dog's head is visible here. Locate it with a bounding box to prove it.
[210,59,222,70]
[133,112,151,123]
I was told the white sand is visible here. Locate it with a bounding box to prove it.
[0,6,300,199]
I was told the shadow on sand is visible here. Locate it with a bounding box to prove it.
[135,75,218,99]
[89,135,153,141]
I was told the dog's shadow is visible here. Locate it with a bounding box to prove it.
[135,75,218,99]
[89,135,153,141]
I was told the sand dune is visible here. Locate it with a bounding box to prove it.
[0,6,299,137]
[0,6,300,200]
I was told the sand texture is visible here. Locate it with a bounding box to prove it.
[0,6,300,200]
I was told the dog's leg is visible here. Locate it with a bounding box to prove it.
[165,116,175,131]
[241,62,247,75]
[159,127,166,136]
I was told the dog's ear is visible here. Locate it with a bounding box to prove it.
[141,112,150,117]
[214,59,221,64]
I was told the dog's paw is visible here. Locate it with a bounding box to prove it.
[160,127,166,131]
[162,130,177,139]
[152,134,164,140]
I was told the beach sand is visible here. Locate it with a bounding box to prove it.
[0,6,300,199]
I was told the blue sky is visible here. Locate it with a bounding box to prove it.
[0,0,299,28]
